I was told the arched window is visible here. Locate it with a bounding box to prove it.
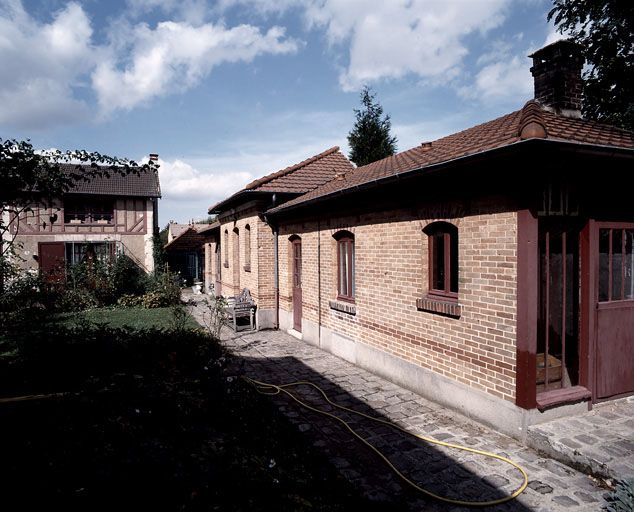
[244,224,251,272]
[423,222,458,299]
[334,231,355,301]
[223,229,229,267]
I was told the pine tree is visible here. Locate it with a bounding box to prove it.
[347,86,397,167]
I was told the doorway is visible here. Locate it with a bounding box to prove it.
[292,237,302,332]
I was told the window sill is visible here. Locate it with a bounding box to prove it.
[416,297,461,318]
[536,386,591,411]
[329,300,356,315]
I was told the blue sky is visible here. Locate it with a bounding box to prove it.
[1,0,561,225]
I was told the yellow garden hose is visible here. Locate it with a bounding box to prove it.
[243,376,528,508]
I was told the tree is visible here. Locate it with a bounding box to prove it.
[0,138,156,288]
[347,86,397,167]
[549,0,634,131]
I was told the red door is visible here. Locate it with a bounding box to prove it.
[595,224,634,398]
[292,238,302,332]
[215,243,222,296]
[38,242,65,283]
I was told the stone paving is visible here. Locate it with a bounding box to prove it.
[188,297,609,511]
[528,396,634,482]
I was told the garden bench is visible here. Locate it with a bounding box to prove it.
[226,288,256,332]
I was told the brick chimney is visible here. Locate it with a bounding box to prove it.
[149,153,159,162]
[529,39,584,118]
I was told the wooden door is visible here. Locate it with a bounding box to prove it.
[215,244,222,296]
[595,224,634,398]
[292,238,302,332]
[38,242,65,283]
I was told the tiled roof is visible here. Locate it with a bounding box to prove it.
[164,227,206,251]
[269,101,634,214]
[208,147,353,213]
[60,164,161,198]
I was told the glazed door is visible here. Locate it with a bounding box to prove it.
[596,225,634,398]
[38,242,65,283]
[292,238,302,332]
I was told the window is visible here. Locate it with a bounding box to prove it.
[64,197,114,224]
[424,222,458,300]
[244,224,251,272]
[223,229,229,268]
[335,231,355,301]
[65,242,114,265]
[599,228,634,302]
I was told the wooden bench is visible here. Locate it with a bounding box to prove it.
[226,288,256,332]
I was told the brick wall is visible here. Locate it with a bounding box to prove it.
[218,211,277,312]
[277,199,518,403]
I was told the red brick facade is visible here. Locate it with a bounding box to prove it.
[277,200,518,403]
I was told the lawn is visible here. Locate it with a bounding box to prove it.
[0,306,378,511]
[55,305,200,330]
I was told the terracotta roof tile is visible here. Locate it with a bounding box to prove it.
[208,146,353,212]
[270,102,634,214]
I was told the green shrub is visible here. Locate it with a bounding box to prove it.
[60,288,99,312]
[117,294,142,307]
[111,255,147,298]
[605,479,634,511]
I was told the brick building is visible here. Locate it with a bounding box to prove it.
[208,40,634,436]
[206,147,354,329]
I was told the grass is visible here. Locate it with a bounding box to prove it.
[54,306,200,330]
[0,307,379,511]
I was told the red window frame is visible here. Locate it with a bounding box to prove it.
[335,232,355,302]
[244,224,251,272]
[424,222,458,301]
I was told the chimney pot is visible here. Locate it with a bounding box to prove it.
[529,39,584,118]
[149,153,159,161]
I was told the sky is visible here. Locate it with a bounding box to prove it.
[0,0,562,225]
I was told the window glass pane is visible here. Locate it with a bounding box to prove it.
[612,229,623,300]
[450,231,458,293]
[599,229,610,301]
[625,230,634,300]
[339,242,347,296]
[432,233,445,290]
[351,241,355,297]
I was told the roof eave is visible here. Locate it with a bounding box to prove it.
[267,138,634,217]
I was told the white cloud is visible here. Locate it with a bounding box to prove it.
[0,0,300,127]
[218,0,511,91]
[462,55,532,103]
[93,21,299,115]
[0,0,93,128]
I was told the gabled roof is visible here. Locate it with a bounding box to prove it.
[61,164,161,198]
[164,222,218,251]
[268,101,634,215]
[208,146,353,213]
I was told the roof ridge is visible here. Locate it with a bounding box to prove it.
[518,100,548,139]
[244,146,341,190]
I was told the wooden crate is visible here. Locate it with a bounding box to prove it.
[536,353,562,384]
